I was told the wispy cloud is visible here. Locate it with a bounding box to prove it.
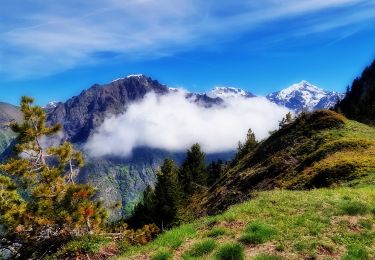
[0,0,374,78]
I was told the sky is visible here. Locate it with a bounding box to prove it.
[1,0,375,105]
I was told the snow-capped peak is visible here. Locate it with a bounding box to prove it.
[266,80,344,112]
[43,101,59,109]
[111,74,145,83]
[208,86,255,99]
[126,74,144,79]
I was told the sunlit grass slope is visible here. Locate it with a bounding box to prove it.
[120,187,375,259]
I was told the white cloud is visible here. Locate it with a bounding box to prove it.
[85,91,290,157]
[0,0,373,78]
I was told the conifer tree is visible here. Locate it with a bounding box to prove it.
[179,143,207,195]
[154,158,182,229]
[0,176,26,232]
[130,159,182,229]
[234,128,258,163]
[0,97,106,238]
[206,160,225,186]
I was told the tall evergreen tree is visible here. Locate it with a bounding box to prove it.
[154,159,181,229]
[233,128,258,163]
[130,159,182,229]
[0,97,106,238]
[179,143,207,195]
[206,160,225,186]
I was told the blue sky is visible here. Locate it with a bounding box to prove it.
[1,0,375,105]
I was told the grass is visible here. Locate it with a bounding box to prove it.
[183,239,216,258]
[340,200,370,216]
[342,245,369,260]
[253,254,282,260]
[214,242,244,260]
[152,250,172,260]
[207,227,227,238]
[239,221,276,245]
[119,187,375,259]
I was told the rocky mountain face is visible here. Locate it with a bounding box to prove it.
[47,74,169,143]
[208,86,255,99]
[0,102,22,155]
[267,80,344,112]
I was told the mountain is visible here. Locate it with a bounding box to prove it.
[335,59,375,125]
[47,74,168,143]
[0,102,22,155]
[208,86,255,99]
[267,80,344,112]
[200,110,375,215]
[0,76,347,220]
[44,75,234,219]
[186,93,224,108]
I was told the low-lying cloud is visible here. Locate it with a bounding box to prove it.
[85,91,290,157]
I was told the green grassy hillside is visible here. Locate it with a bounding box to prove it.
[202,111,375,215]
[120,187,374,259]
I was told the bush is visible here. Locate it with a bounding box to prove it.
[239,222,275,245]
[51,235,110,258]
[340,201,370,216]
[152,250,172,260]
[208,227,227,237]
[183,239,216,258]
[214,242,244,260]
[342,245,369,260]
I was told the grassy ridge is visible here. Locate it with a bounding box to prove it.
[203,111,375,215]
[120,187,375,259]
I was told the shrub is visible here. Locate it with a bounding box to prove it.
[239,222,275,245]
[51,235,110,258]
[340,201,370,216]
[183,239,216,258]
[342,245,369,260]
[214,242,244,260]
[152,250,172,260]
[208,227,227,237]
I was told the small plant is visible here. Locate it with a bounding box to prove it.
[254,254,282,260]
[208,227,227,237]
[275,242,285,252]
[152,251,172,260]
[51,235,110,258]
[340,200,369,216]
[358,219,373,230]
[183,239,216,258]
[214,242,244,260]
[342,245,369,260]
[239,222,275,245]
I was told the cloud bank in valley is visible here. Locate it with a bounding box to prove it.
[85,91,290,157]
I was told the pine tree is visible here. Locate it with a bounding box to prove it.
[154,158,182,229]
[279,112,293,129]
[206,160,225,186]
[0,176,26,232]
[129,159,182,229]
[179,143,207,195]
[234,128,258,163]
[0,97,106,238]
